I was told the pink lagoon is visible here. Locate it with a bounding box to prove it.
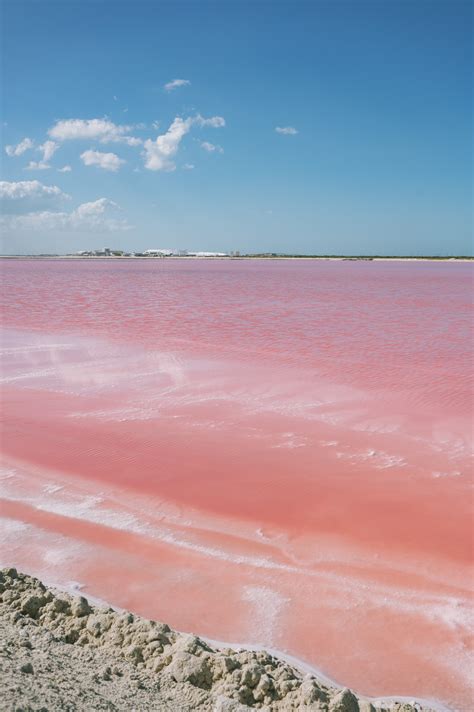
[0,257,472,711]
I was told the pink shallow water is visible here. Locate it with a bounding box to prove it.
[0,259,473,710]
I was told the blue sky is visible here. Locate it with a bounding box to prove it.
[1,0,472,255]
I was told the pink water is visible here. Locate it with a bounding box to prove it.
[1,259,473,710]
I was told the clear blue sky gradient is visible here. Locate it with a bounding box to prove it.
[1,0,472,255]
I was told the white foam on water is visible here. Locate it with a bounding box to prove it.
[432,470,462,479]
[68,406,160,422]
[353,421,401,434]
[373,453,407,469]
[335,448,408,470]
[0,367,60,384]
[0,516,31,535]
[41,540,86,567]
[242,585,289,642]
[272,433,307,449]
[0,470,16,481]
[43,483,64,494]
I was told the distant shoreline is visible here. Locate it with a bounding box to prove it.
[1,255,473,262]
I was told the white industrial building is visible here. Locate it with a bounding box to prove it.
[144,248,174,256]
[187,251,228,257]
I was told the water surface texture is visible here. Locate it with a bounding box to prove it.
[1,259,472,710]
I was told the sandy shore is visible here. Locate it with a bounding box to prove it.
[0,568,443,712]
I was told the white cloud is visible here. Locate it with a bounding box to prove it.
[49,118,141,146]
[1,180,130,232]
[164,78,191,92]
[275,126,298,135]
[58,165,72,173]
[80,149,126,172]
[26,161,50,171]
[73,198,120,222]
[0,180,69,203]
[152,120,161,130]
[38,140,58,162]
[1,198,130,232]
[5,137,34,157]
[143,116,193,172]
[25,141,59,170]
[200,141,224,154]
[143,114,225,171]
[195,114,226,128]
[184,163,195,170]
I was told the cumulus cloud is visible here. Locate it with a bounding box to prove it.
[0,180,70,213]
[164,78,191,92]
[200,141,224,154]
[38,140,58,162]
[143,114,225,171]
[5,137,34,157]
[275,126,298,135]
[1,198,130,232]
[143,116,193,172]
[58,165,72,173]
[1,180,130,233]
[80,149,126,172]
[48,118,141,146]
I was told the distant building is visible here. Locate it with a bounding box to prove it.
[144,248,173,256]
[187,251,228,257]
[89,248,112,256]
